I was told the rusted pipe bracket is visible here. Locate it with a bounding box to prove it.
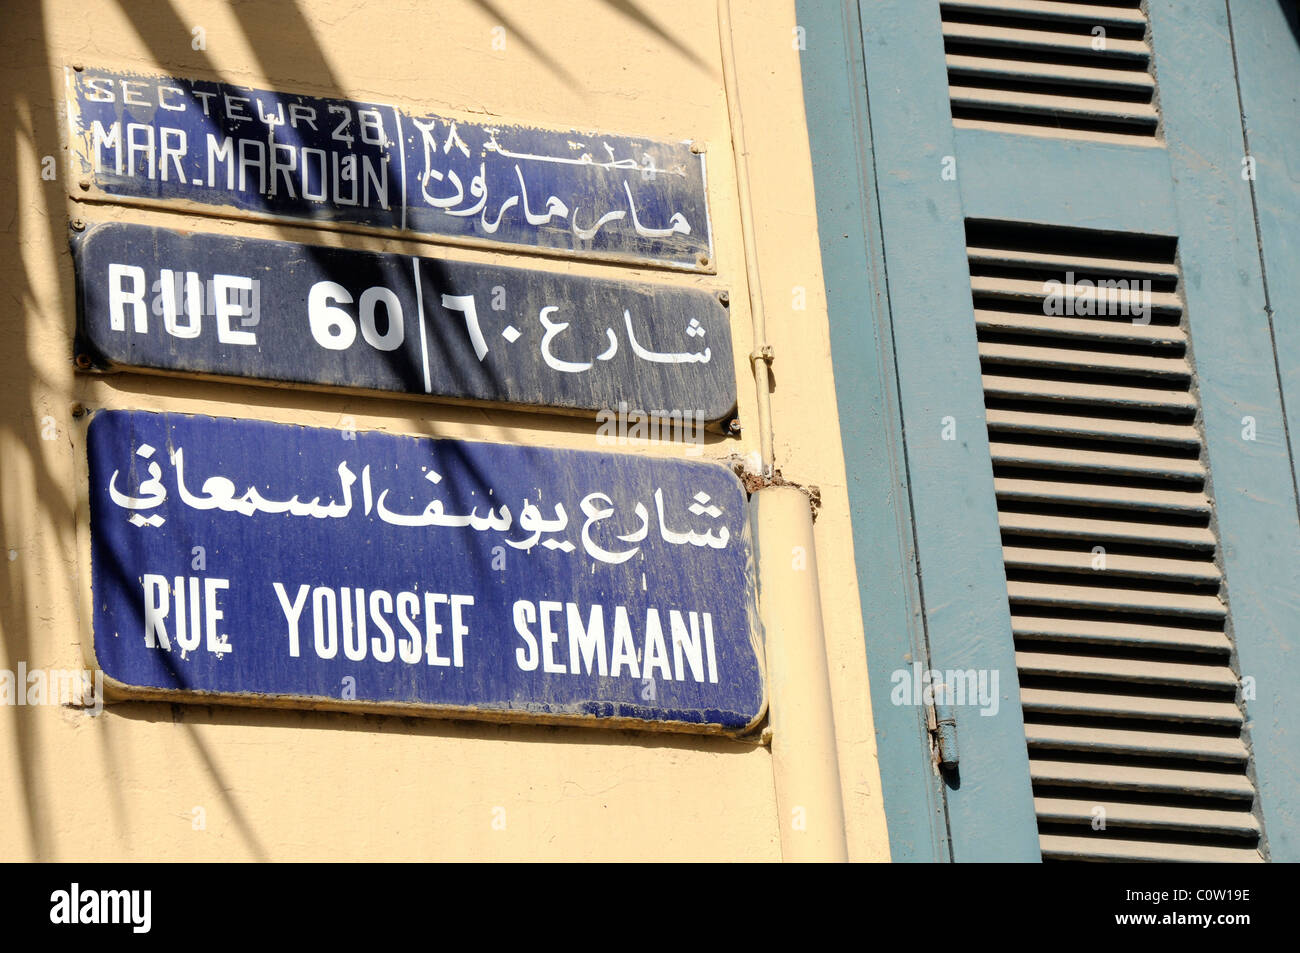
[727,457,821,519]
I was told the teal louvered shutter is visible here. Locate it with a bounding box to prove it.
[800,0,1300,861]
[966,220,1259,861]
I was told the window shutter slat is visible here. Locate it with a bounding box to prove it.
[966,219,1262,861]
[941,0,1159,140]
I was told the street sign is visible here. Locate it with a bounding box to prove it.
[66,68,714,270]
[85,410,765,733]
[73,222,736,423]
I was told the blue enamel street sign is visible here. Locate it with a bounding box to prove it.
[72,222,736,423]
[86,410,765,732]
[66,68,713,270]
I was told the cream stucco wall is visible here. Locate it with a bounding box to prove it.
[0,0,889,861]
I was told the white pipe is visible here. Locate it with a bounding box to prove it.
[751,486,849,861]
[718,0,775,477]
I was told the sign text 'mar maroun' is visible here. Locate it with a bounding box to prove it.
[66,68,713,270]
[85,411,765,733]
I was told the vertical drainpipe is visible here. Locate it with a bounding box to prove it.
[751,487,849,861]
[718,0,849,861]
[718,0,775,475]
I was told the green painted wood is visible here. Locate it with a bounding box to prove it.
[955,127,1177,234]
[1179,0,1300,863]
[795,0,950,863]
[847,0,1040,861]
[802,0,1300,864]
[1229,0,1300,488]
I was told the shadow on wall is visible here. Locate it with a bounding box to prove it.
[0,0,729,861]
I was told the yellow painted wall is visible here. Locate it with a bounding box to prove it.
[0,0,890,861]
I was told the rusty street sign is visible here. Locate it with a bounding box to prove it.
[66,68,714,270]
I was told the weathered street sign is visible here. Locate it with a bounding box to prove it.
[66,68,713,270]
[73,222,736,422]
[85,410,765,732]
